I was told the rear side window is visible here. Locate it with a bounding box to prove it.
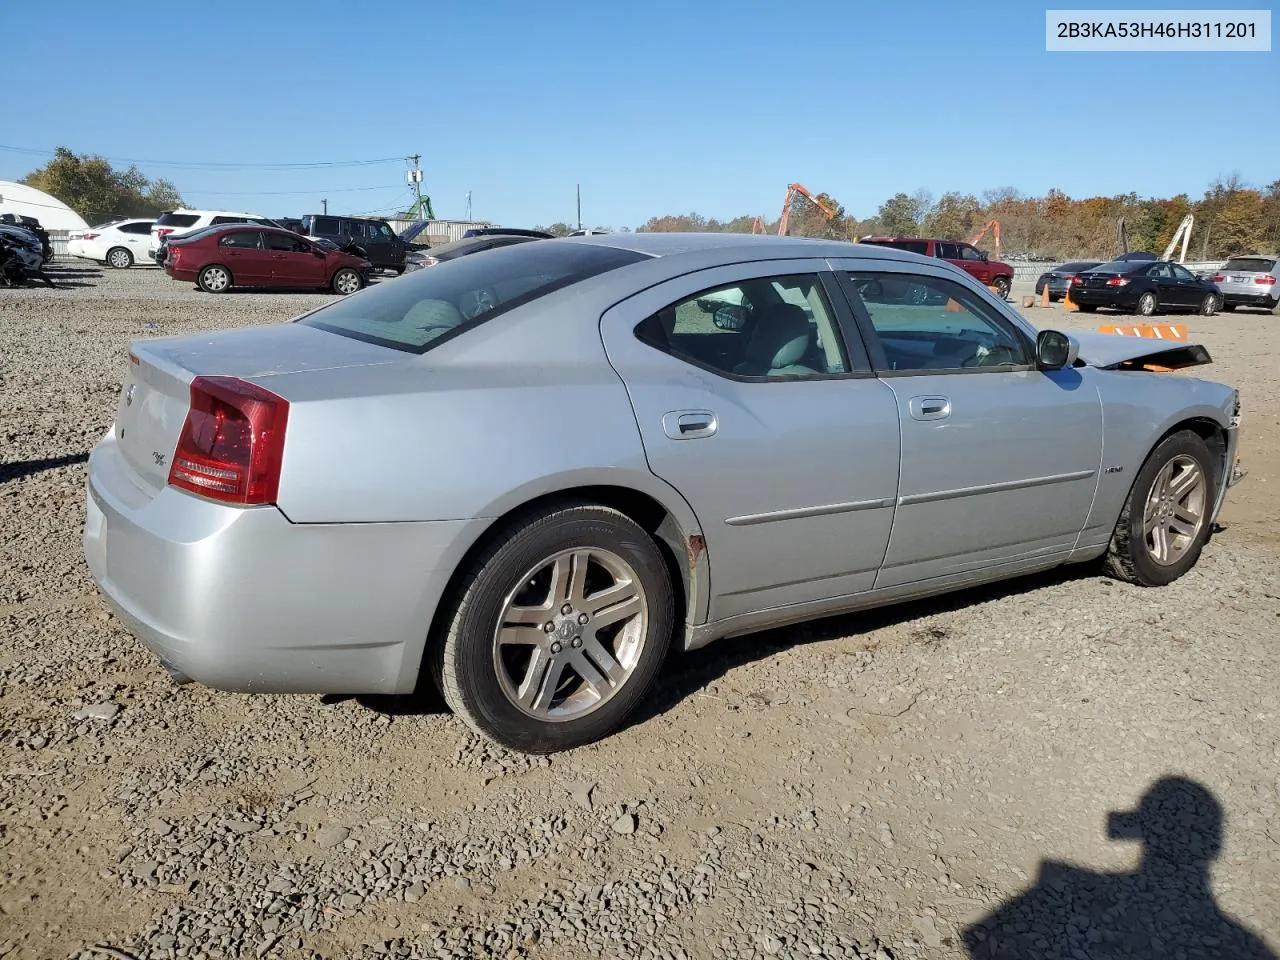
[155,212,200,228]
[862,239,929,256]
[1222,257,1276,273]
[310,217,341,235]
[935,241,960,259]
[211,215,252,225]
[299,242,650,354]
[119,222,153,234]
[219,231,263,249]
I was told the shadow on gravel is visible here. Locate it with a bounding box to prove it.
[962,776,1277,959]
[0,451,89,482]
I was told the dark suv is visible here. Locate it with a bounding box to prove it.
[858,236,1015,299]
[301,215,412,273]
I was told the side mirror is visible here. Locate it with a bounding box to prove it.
[712,303,748,331]
[1036,329,1079,370]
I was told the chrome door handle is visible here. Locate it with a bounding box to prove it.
[662,410,718,440]
[909,396,951,421]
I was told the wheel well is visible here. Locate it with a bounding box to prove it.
[1157,417,1227,483]
[422,485,692,677]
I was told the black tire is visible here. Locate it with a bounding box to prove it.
[1102,430,1217,587]
[106,246,133,269]
[435,501,674,753]
[1136,291,1158,317]
[1199,293,1218,316]
[197,264,232,293]
[992,276,1011,300]
[1220,303,1236,312]
[331,267,363,295]
[1077,304,1097,313]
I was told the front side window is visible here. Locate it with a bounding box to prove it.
[843,272,1030,372]
[264,232,308,252]
[1171,264,1196,281]
[376,223,395,238]
[634,274,849,380]
[958,244,984,261]
[218,231,262,249]
[299,241,649,353]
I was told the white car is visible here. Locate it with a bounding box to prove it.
[148,208,277,262]
[71,219,156,268]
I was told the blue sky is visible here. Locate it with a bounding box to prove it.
[1,1,1275,228]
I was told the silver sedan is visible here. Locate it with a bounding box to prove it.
[83,234,1244,752]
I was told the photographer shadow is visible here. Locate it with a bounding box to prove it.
[963,776,1276,960]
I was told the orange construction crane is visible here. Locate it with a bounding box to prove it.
[777,182,838,236]
[751,216,769,235]
[969,218,1002,261]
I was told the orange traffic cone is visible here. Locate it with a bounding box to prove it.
[945,297,963,312]
[1063,287,1077,311]
[1040,285,1050,308]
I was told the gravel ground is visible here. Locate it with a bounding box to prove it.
[1,262,1278,960]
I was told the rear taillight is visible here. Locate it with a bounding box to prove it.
[156,228,175,238]
[1212,274,1225,282]
[1106,277,1129,287]
[168,376,289,505]
[82,232,100,240]
[1070,275,1082,285]
[1256,275,1276,285]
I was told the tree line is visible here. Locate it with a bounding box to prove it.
[630,177,1280,261]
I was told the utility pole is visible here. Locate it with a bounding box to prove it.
[576,184,582,231]
[406,153,434,220]
[322,198,327,215]
[466,191,472,221]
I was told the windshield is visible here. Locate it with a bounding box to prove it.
[1222,257,1276,273]
[155,212,200,228]
[298,241,650,354]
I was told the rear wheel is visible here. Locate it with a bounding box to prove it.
[992,276,1011,300]
[1102,430,1216,587]
[1136,291,1158,317]
[1199,293,1219,316]
[106,247,133,269]
[331,267,363,294]
[435,502,674,753]
[197,265,231,293]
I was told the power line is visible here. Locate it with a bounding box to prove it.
[182,184,403,197]
[0,143,404,171]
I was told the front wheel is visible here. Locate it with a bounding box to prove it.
[991,276,1011,300]
[331,267,363,294]
[197,265,232,293]
[1102,430,1216,587]
[1136,291,1158,317]
[1199,294,1219,316]
[106,247,133,269]
[435,502,675,753]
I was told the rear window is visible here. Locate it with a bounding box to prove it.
[299,242,650,354]
[1088,260,1143,274]
[1059,261,1099,272]
[155,212,200,228]
[1222,257,1276,273]
[861,239,929,256]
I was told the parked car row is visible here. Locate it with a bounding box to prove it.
[161,223,373,294]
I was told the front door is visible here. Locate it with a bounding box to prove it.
[1170,262,1205,308]
[265,232,326,287]
[599,260,902,621]
[833,262,1104,588]
[215,230,271,284]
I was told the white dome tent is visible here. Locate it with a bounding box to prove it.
[0,180,89,231]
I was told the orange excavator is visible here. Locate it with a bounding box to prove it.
[969,218,1002,260]
[753,183,839,236]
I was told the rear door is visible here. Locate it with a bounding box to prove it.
[832,259,1103,588]
[265,231,326,286]
[118,221,154,261]
[215,230,270,284]
[1170,263,1205,307]
[599,259,901,621]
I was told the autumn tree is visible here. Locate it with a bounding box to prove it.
[21,147,184,225]
[923,192,981,239]
[875,192,923,236]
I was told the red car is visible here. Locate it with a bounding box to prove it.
[164,224,371,295]
[857,236,1015,299]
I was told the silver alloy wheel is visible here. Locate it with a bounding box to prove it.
[1138,292,1156,316]
[1143,454,1207,566]
[335,270,360,294]
[493,547,648,721]
[107,247,131,268]
[201,266,229,292]
[1201,294,1218,315]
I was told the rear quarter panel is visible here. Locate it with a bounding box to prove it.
[1075,369,1235,552]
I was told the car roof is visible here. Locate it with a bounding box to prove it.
[560,231,939,263]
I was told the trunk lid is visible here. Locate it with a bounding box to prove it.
[113,322,398,494]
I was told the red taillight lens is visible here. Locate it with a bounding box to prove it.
[168,376,289,505]
[1255,275,1276,285]
[82,232,100,240]
[1212,274,1225,282]
[1106,277,1129,287]
[1070,275,1082,285]
[156,228,175,238]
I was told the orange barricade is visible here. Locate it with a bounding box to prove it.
[1096,323,1190,371]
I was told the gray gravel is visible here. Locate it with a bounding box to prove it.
[1,263,1278,959]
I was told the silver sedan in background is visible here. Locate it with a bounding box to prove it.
[83,234,1243,753]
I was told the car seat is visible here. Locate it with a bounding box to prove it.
[733,303,819,377]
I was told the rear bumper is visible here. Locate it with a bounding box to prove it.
[1066,288,1132,308]
[1221,291,1277,308]
[83,430,485,695]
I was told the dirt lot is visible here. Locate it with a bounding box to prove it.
[2,263,1278,960]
